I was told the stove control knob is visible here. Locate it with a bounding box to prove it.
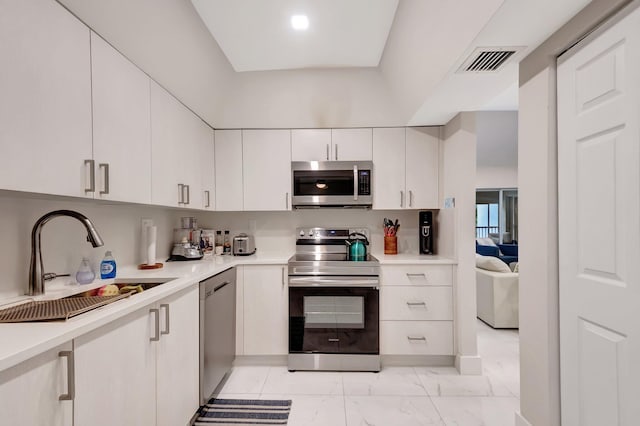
[299,230,305,237]
[308,230,314,237]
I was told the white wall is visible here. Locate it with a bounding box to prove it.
[442,112,480,374]
[476,111,518,189]
[219,68,404,129]
[0,191,174,299]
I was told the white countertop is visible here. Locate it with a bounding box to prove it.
[0,250,455,372]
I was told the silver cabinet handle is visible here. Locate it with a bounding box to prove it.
[335,144,339,160]
[184,185,190,205]
[328,338,340,342]
[285,192,289,210]
[177,184,184,204]
[58,350,75,401]
[160,303,170,335]
[400,191,404,208]
[409,190,413,207]
[353,165,358,201]
[406,301,427,307]
[84,159,95,193]
[282,266,286,286]
[204,190,211,208]
[150,308,160,341]
[99,163,110,195]
[326,144,330,160]
[407,336,427,342]
[406,273,426,278]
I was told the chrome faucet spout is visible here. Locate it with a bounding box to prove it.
[29,210,104,296]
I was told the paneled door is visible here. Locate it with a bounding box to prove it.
[557,4,640,425]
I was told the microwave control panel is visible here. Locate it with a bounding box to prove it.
[358,170,371,195]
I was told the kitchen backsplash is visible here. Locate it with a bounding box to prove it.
[0,190,443,299]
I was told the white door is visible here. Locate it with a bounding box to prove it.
[331,128,373,161]
[558,5,640,425]
[74,308,157,426]
[214,130,244,211]
[0,342,73,426]
[406,127,439,209]
[0,0,92,198]
[156,286,200,426]
[372,128,406,209]
[91,32,151,204]
[291,129,331,161]
[243,129,291,211]
[243,265,288,355]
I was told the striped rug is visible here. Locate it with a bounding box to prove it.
[194,398,292,425]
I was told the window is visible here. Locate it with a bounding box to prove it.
[476,203,499,238]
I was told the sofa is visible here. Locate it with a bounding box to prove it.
[476,255,519,328]
[476,240,518,265]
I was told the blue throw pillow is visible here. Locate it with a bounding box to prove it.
[476,244,499,257]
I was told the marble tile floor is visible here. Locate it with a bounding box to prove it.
[217,320,520,426]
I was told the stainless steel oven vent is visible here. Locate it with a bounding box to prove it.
[457,47,524,73]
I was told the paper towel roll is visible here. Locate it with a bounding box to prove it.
[147,226,157,266]
[141,224,149,264]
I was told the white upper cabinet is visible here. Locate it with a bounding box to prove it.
[373,128,406,209]
[243,129,292,211]
[150,81,206,209]
[291,129,331,161]
[373,127,439,210]
[0,0,92,197]
[405,127,439,209]
[291,128,372,161]
[214,130,244,211]
[200,128,215,210]
[331,128,373,161]
[90,32,151,203]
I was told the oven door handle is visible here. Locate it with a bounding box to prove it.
[288,276,379,287]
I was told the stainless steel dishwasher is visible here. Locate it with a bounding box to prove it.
[200,267,236,403]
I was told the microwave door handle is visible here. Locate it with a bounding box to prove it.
[353,165,358,201]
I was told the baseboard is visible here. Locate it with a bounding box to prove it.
[515,411,533,426]
[381,355,455,367]
[233,355,287,366]
[455,354,483,375]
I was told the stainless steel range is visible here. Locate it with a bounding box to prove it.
[287,227,380,372]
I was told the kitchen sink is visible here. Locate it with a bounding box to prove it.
[0,280,172,323]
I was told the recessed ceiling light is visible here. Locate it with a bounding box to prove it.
[291,15,309,31]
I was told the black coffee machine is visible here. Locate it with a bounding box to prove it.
[419,211,434,254]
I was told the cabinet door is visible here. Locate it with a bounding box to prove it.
[406,127,439,209]
[157,286,200,426]
[291,129,331,161]
[0,342,73,426]
[74,308,156,426]
[0,0,92,197]
[214,130,243,211]
[91,32,151,203]
[181,114,207,209]
[331,128,372,161]
[150,81,183,207]
[243,130,292,211]
[200,126,215,210]
[372,128,406,209]
[243,265,288,355]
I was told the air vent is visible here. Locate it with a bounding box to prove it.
[457,47,524,73]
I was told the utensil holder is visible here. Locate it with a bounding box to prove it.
[384,236,397,255]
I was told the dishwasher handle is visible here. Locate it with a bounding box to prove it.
[214,281,231,292]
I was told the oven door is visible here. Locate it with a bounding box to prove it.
[288,276,379,355]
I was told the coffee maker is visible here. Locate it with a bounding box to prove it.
[419,211,434,254]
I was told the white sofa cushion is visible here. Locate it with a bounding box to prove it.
[476,268,519,328]
[476,254,511,273]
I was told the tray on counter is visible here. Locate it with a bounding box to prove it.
[0,292,133,323]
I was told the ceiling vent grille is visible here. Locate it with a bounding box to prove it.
[457,47,524,73]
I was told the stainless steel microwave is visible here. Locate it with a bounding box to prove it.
[291,161,373,208]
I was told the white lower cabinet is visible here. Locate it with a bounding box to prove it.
[380,264,454,357]
[0,342,73,426]
[241,265,289,355]
[74,285,199,426]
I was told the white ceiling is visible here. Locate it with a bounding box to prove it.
[191,0,399,72]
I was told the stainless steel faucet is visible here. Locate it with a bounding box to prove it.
[29,210,104,296]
